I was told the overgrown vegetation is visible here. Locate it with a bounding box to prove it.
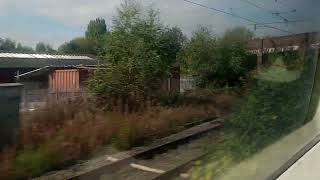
[180,26,256,88]
[58,18,110,55]
[0,38,56,54]
[190,50,319,179]
[88,0,186,111]
[0,92,235,179]
[0,38,34,53]
[228,52,315,145]
[3,0,313,179]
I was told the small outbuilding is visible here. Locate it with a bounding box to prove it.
[0,53,98,110]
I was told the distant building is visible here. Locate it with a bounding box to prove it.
[0,53,98,110]
[247,32,320,54]
[247,32,320,69]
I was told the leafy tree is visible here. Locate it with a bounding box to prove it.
[158,27,186,70]
[0,38,34,53]
[181,26,217,78]
[35,42,56,53]
[35,42,47,53]
[45,45,56,53]
[89,0,173,110]
[16,43,24,51]
[0,38,16,51]
[222,26,254,46]
[85,18,108,41]
[181,26,253,88]
[59,17,109,55]
[58,37,97,55]
[16,43,34,53]
[85,18,109,54]
[215,40,252,87]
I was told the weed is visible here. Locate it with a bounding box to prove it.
[0,91,235,179]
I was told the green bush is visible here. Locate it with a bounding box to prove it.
[227,53,316,149]
[14,144,64,178]
[111,118,144,150]
[181,26,255,89]
[158,92,184,107]
[265,52,304,71]
[88,1,185,111]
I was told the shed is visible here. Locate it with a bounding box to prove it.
[0,53,98,110]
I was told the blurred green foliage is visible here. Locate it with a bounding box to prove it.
[192,51,318,179]
[228,51,315,153]
[35,42,56,53]
[14,138,65,179]
[0,38,34,53]
[88,0,185,109]
[180,26,256,88]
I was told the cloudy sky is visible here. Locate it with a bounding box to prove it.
[0,0,318,48]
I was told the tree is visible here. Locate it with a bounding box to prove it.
[35,42,56,53]
[45,44,56,53]
[0,38,34,53]
[16,43,34,53]
[158,27,186,69]
[58,18,109,55]
[85,18,108,40]
[181,26,217,77]
[16,43,23,51]
[181,26,252,88]
[88,0,173,110]
[85,18,110,54]
[58,37,97,55]
[0,38,16,51]
[222,26,254,46]
[35,42,47,53]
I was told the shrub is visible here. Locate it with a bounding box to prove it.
[88,1,184,111]
[227,53,316,149]
[10,98,117,179]
[112,116,143,150]
[0,90,237,179]
[14,142,63,178]
[158,92,184,107]
[181,26,255,88]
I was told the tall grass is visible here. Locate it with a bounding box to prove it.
[0,93,234,179]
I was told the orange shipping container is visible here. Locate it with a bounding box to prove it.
[49,69,80,93]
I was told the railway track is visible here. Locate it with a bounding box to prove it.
[72,120,223,180]
[99,132,218,180]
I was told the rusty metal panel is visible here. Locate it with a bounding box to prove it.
[49,69,80,93]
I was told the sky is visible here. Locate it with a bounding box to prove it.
[0,0,318,48]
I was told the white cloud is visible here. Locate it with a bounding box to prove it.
[144,0,238,36]
[0,0,118,27]
[0,0,318,47]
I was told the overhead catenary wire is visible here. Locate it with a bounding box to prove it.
[248,20,305,26]
[240,0,311,29]
[182,0,294,34]
[239,0,274,14]
[239,0,292,22]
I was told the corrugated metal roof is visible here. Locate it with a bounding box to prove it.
[0,53,97,68]
[0,53,93,60]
